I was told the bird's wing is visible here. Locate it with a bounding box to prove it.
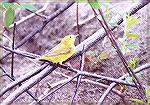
[43,47,71,57]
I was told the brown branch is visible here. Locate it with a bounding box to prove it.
[0,65,39,102]
[0,0,75,61]
[97,63,150,105]
[98,8,145,98]
[76,2,81,44]
[1,65,57,105]
[71,45,85,105]
[31,71,124,104]
[37,74,79,104]
[88,0,149,100]
[1,52,148,104]
[35,62,150,104]
[8,3,49,28]
[0,63,49,98]
[0,45,40,59]
[11,23,16,78]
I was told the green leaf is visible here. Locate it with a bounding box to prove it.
[21,4,37,11]
[12,3,24,9]
[146,87,150,105]
[2,2,12,9]
[4,7,15,28]
[126,33,140,38]
[105,9,110,22]
[103,0,110,22]
[88,0,101,9]
[76,0,87,3]
[128,56,137,69]
[1,2,23,10]
[128,98,146,105]
[126,15,139,29]
[125,44,139,49]
[0,3,5,11]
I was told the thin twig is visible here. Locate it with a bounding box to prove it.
[0,44,144,97]
[37,74,79,103]
[70,3,83,104]
[76,2,81,44]
[0,1,75,61]
[0,65,39,102]
[11,23,16,78]
[0,45,40,59]
[67,0,149,62]
[0,56,140,105]
[88,0,146,100]
[15,1,47,19]
[70,45,85,105]
[52,71,123,97]
[8,3,49,29]
[0,44,146,89]
[0,63,49,97]
[98,8,145,98]
[1,54,149,104]
[97,62,150,105]
[1,0,147,65]
[3,33,13,44]
[35,62,150,104]
[25,8,47,19]
[1,65,57,105]
[30,71,124,105]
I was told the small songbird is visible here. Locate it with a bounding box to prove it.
[39,35,78,64]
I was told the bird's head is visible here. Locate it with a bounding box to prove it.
[61,35,78,46]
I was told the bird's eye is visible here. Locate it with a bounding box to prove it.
[70,36,71,38]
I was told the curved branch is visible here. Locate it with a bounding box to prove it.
[97,63,150,105]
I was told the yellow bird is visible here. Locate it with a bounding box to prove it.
[39,35,77,64]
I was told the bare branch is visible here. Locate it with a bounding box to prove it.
[0,65,38,102]
[9,3,49,28]
[71,45,85,105]
[35,62,150,104]
[67,0,150,62]
[37,74,79,103]
[0,45,40,59]
[11,23,16,78]
[0,0,75,61]
[0,63,49,98]
[30,71,124,104]
[97,8,145,99]
[97,63,150,105]
[1,66,57,105]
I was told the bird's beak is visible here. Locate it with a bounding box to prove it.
[75,34,79,38]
